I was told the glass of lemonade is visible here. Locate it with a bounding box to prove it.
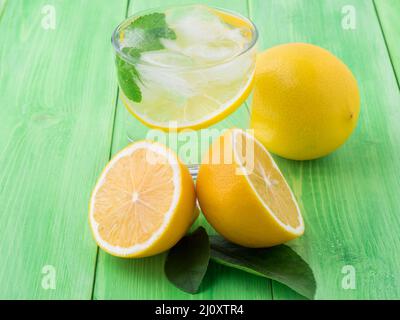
[112,4,258,169]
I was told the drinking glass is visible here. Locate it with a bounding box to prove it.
[112,5,258,176]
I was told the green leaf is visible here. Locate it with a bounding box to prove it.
[209,236,316,299]
[121,47,141,63]
[115,13,176,103]
[116,53,142,103]
[165,227,210,294]
[126,13,176,52]
[128,13,176,40]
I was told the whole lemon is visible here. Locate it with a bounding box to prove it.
[250,43,360,160]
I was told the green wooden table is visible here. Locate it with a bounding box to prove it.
[1,0,399,300]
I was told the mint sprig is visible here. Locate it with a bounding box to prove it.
[116,48,142,102]
[127,12,176,52]
[116,13,176,103]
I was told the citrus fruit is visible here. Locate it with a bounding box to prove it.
[250,43,360,160]
[89,141,197,258]
[196,129,304,247]
[121,74,254,131]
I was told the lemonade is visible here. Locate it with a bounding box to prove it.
[112,5,258,135]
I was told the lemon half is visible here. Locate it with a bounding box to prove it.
[197,129,304,247]
[89,141,197,258]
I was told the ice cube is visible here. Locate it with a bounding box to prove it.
[163,5,250,64]
[139,50,194,68]
[182,40,242,63]
[165,5,227,44]
[120,28,147,49]
[136,63,196,98]
[199,52,255,84]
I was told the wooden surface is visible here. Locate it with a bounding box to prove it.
[375,0,400,84]
[0,0,127,299]
[0,0,399,299]
[250,0,400,300]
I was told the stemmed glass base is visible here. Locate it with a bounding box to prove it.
[127,131,200,179]
[187,164,199,180]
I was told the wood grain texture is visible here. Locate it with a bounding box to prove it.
[249,0,400,299]
[93,0,273,300]
[374,0,400,87]
[0,0,7,19]
[0,0,127,299]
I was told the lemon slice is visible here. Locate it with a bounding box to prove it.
[89,141,197,258]
[121,68,254,131]
[196,129,304,247]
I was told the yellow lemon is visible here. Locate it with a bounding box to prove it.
[196,129,304,248]
[250,43,360,160]
[89,141,197,258]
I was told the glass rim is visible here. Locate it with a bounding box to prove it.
[111,4,259,71]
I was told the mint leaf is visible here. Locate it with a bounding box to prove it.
[125,13,176,52]
[209,236,316,300]
[128,13,176,45]
[129,12,174,35]
[121,47,141,63]
[116,50,142,102]
[164,227,210,294]
[116,13,176,103]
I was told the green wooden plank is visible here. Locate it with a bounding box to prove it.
[249,0,400,299]
[0,0,7,20]
[93,0,273,300]
[374,0,400,87]
[0,0,127,299]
